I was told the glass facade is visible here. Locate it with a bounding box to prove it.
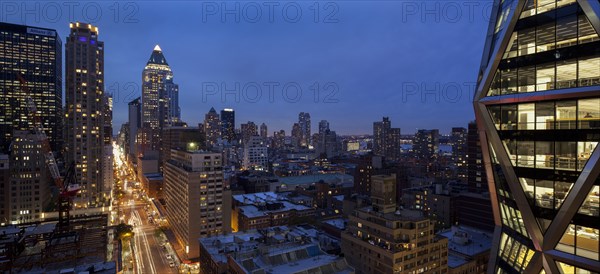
[476,0,600,273]
[0,23,62,153]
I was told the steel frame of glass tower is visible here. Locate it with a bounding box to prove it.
[475,0,600,273]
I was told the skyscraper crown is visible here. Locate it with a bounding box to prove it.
[147,45,169,65]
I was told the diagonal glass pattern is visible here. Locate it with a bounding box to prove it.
[477,0,600,272]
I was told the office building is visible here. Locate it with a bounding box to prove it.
[164,149,224,258]
[5,131,50,224]
[204,107,220,147]
[0,23,62,154]
[0,154,9,225]
[319,120,330,134]
[220,108,235,142]
[341,174,448,274]
[475,1,599,272]
[141,45,179,154]
[315,128,339,159]
[65,22,108,206]
[101,94,113,194]
[128,97,141,159]
[161,126,204,167]
[373,117,401,160]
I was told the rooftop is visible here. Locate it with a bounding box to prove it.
[356,207,426,222]
[322,218,347,230]
[144,173,164,180]
[278,173,353,187]
[438,226,493,268]
[199,226,351,274]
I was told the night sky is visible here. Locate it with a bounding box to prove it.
[3,1,494,135]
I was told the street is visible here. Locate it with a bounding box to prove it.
[113,144,179,274]
[126,197,177,274]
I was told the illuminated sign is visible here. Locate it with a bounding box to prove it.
[27,27,56,37]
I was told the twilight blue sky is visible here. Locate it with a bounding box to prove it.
[4,1,494,135]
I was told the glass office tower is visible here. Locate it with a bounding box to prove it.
[0,23,62,153]
[474,0,599,273]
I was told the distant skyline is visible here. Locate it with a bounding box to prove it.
[3,1,493,135]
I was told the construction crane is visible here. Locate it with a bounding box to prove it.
[17,74,80,230]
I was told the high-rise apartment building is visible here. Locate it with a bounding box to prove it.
[272,130,285,150]
[243,136,268,171]
[467,121,487,193]
[204,107,220,147]
[65,22,108,206]
[413,129,439,160]
[164,149,224,258]
[220,108,235,142]
[298,112,311,147]
[373,117,401,160]
[475,1,599,272]
[291,122,302,149]
[341,174,448,274]
[0,23,62,153]
[240,121,257,145]
[451,127,468,180]
[141,45,179,154]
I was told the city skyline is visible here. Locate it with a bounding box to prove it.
[1,2,491,135]
[2,1,599,273]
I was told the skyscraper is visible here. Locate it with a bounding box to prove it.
[372,117,401,160]
[65,22,108,206]
[141,45,179,154]
[318,120,330,134]
[451,127,468,180]
[240,121,258,145]
[243,136,268,171]
[220,108,235,142]
[259,123,268,139]
[6,131,50,224]
[413,129,439,160]
[102,94,113,194]
[204,107,220,147]
[291,122,302,149]
[298,112,311,147]
[128,97,142,159]
[0,23,62,153]
[272,130,286,150]
[475,1,599,272]
[467,121,487,193]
